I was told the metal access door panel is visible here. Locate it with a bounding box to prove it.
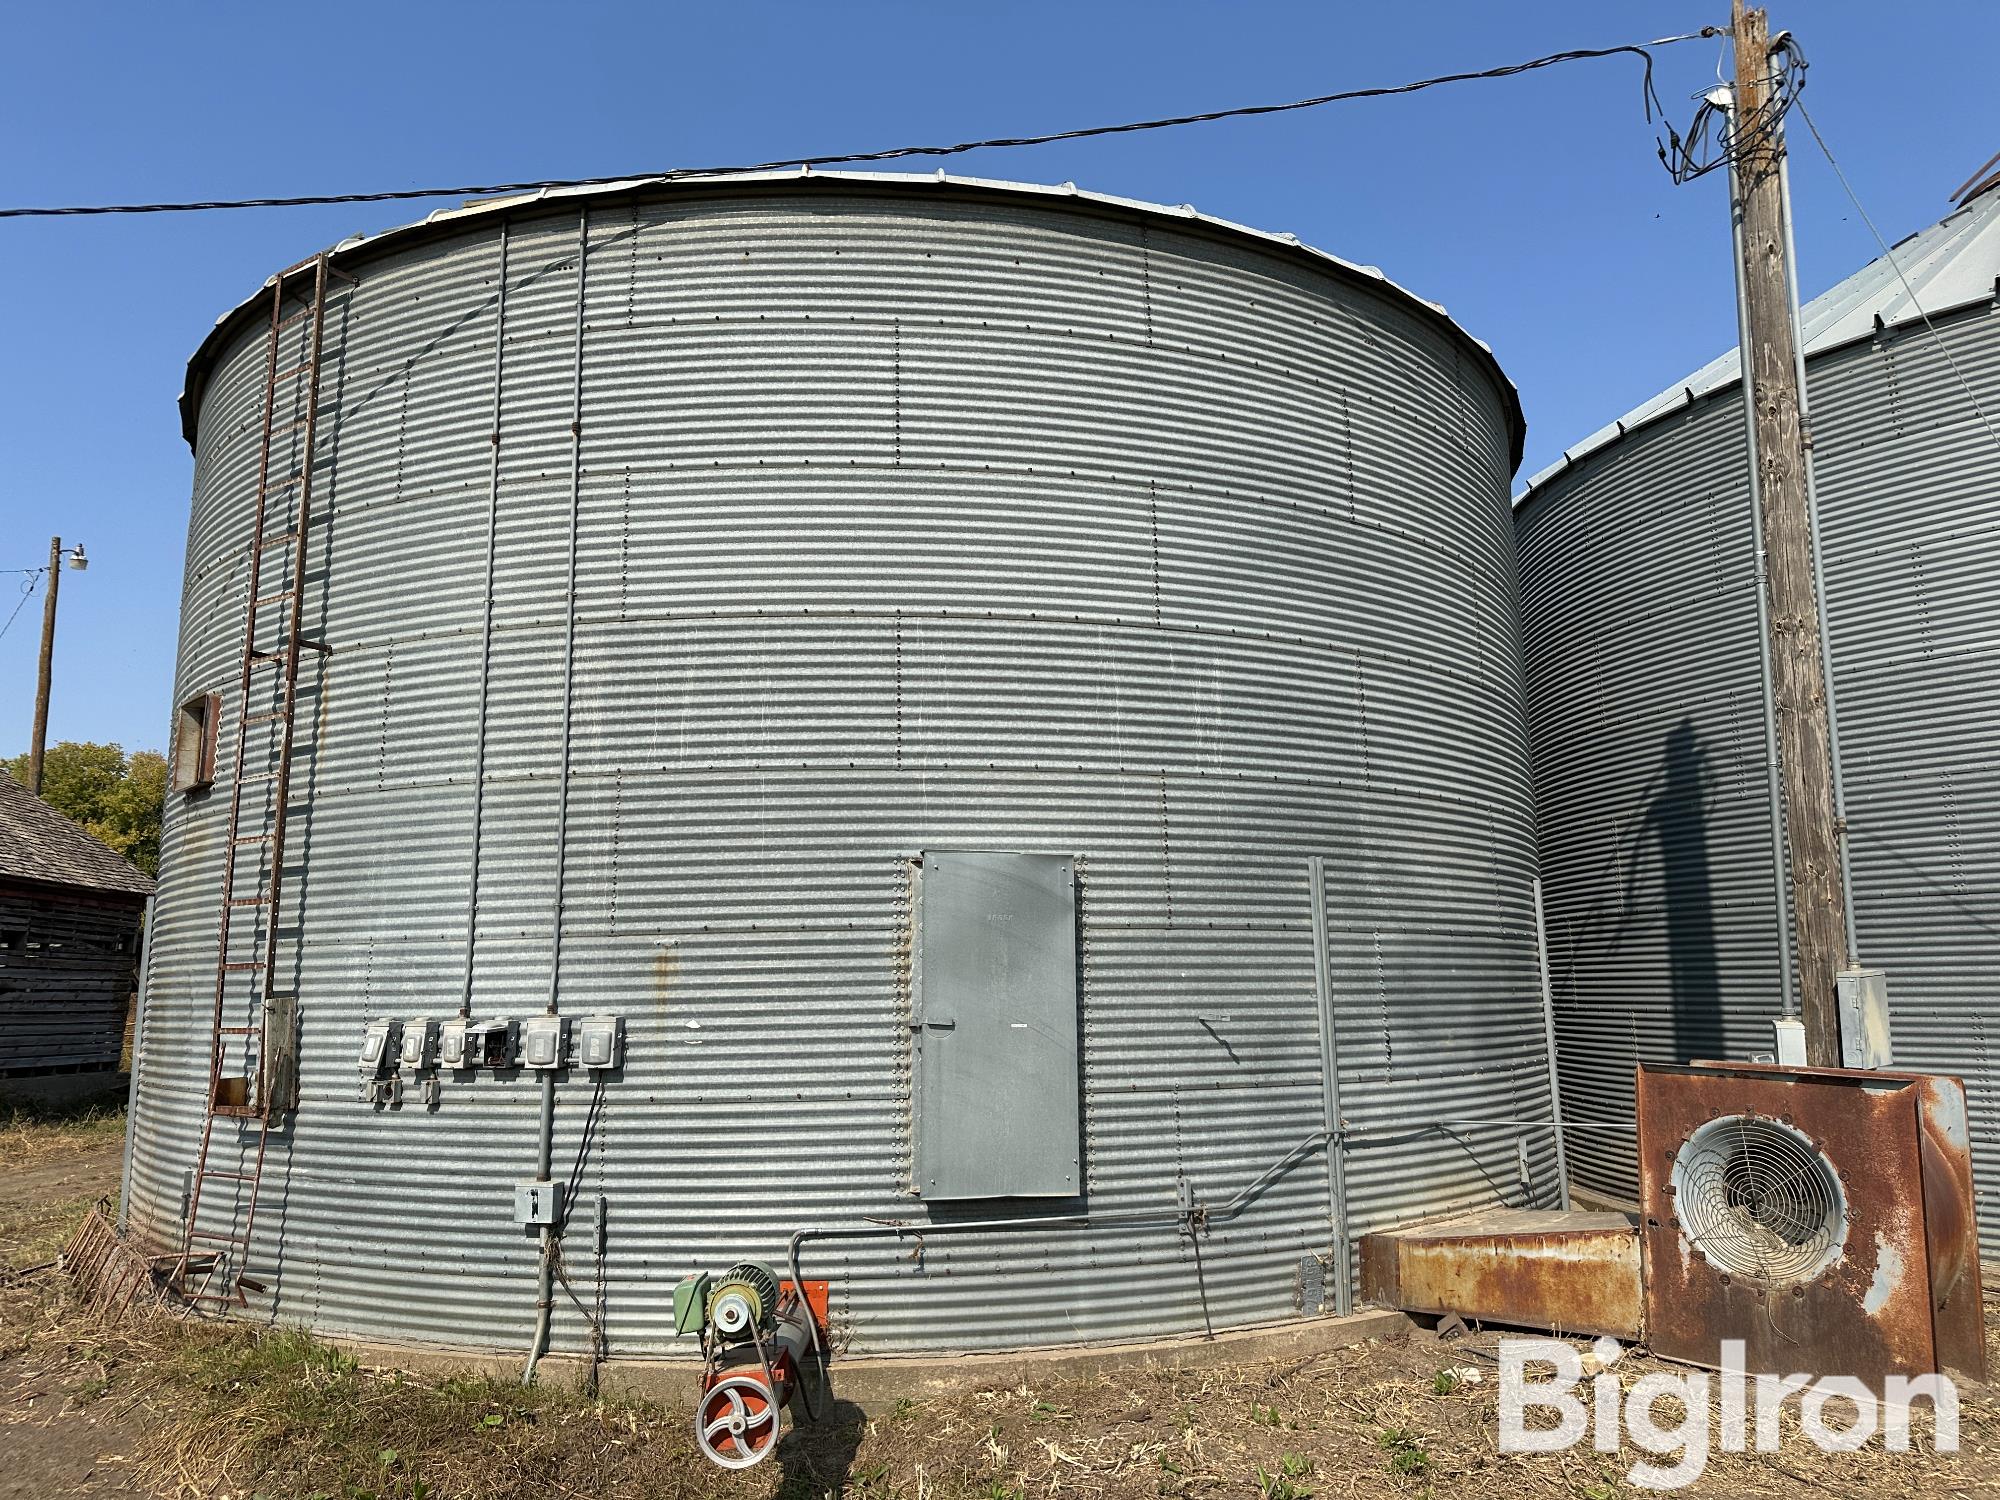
[915,851,1080,1200]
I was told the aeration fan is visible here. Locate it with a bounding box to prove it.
[673,1261,830,1470]
[1637,1062,1986,1389]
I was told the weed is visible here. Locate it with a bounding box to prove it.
[1255,1464,1314,1500]
[1378,1427,1432,1478]
[1251,1403,1283,1427]
[1279,1453,1312,1477]
[1432,1368,1461,1396]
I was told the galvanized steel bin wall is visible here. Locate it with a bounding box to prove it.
[1516,261,2000,1251]
[130,174,1554,1357]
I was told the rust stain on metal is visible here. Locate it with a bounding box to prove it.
[1640,1061,1984,1391]
[1359,1208,1643,1339]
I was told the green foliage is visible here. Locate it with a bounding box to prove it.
[4,740,166,875]
[1431,1368,1461,1396]
[1377,1428,1432,1478]
[1255,1464,1313,1500]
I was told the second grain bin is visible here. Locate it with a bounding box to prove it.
[1516,174,2000,1247]
[127,171,1551,1367]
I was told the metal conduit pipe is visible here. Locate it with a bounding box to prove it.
[783,1113,1629,1368]
[1720,87,1801,1018]
[458,219,510,1024]
[524,204,590,1386]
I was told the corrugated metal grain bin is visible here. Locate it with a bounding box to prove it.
[1515,179,2000,1252]
[128,171,1555,1360]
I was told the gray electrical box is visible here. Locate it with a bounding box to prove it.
[574,1014,623,1070]
[519,1015,568,1070]
[912,850,1080,1200]
[1837,968,1894,1070]
[514,1180,565,1226]
[439,1021,474,1070]
[400,1018,438,1072]
[359,1020,401,1076]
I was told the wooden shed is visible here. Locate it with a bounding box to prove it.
[0,774,154,1078]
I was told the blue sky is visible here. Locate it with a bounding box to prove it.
[3,1,1994,756]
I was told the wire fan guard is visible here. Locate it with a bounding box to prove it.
[1669,1114,1847,1283]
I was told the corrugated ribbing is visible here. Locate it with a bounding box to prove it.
[133,180,1548,1356]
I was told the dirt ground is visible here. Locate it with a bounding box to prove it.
[4,1103,1999,1499]
[0,1090,146,1499]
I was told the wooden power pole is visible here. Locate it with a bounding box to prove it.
[28,534,62,797]
[1731,1,1850,1066]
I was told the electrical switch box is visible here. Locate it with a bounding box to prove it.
[475,1019,519,1069]
[400,1018,439,1071]
[520,1015,569,1070]
[359,1020,401,1076]
[575,1014,624,1070]
[515,1180,565,1226]
[438,1020,475,1070]
[1837,968,1894,1069]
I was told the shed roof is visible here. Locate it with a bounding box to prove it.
[0,774,156,900]
[178,168,1526,474]
[1518,175,2000,502]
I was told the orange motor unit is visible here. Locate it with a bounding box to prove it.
[692,1278,829,1470]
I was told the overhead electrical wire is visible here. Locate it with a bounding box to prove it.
[1792,94,2000,454]
[0,31,1718,221]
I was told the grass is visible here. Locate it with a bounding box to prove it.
[1,1088,129,1167]
[0,1088,128,1267]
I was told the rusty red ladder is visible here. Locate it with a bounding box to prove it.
[178,251,347,1308]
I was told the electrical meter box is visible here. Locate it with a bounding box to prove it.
[575,1014,624,1070]
[399,1018,439,1071]
[515,1180,565,1226]
[475,1019,519,1069]
[359,1020,401,1076]
[520,1015,569,1070]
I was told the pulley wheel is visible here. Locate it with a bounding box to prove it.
[695,1374,782,1469]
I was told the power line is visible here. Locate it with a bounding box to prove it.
[0,576,39,647]
[0,32,1717,221]
[1793,95,2000,453]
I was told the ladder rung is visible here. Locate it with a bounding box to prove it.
[229,833,273,846]
[258,529,301,550]
[243,711,290,725]
[226,895,272,908]
[187,1229,250,1245]
[200,1169,258,1183]
[270,361,314,383]
[217,1025,263,1036]
[275,306,315,330]
[211,1104,262,1120]
[221,961,266,972]
[252,590,295,607]
[236,770,284,784]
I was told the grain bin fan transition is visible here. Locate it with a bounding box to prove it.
[120,169,1556,1371]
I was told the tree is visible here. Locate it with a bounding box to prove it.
[3,741,166,876]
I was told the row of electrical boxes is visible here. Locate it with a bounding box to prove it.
[359,1015,623,1099]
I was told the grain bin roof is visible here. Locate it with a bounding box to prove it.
[1518,177,2000,503]
[0,774,155,899]
[178,169,1525,473]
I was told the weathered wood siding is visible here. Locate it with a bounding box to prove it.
[0,881,145,1076]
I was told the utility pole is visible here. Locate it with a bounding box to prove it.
[1730,1,1850,1066]
[28,535,62,796]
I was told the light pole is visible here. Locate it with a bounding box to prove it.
[26,535,88,796]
